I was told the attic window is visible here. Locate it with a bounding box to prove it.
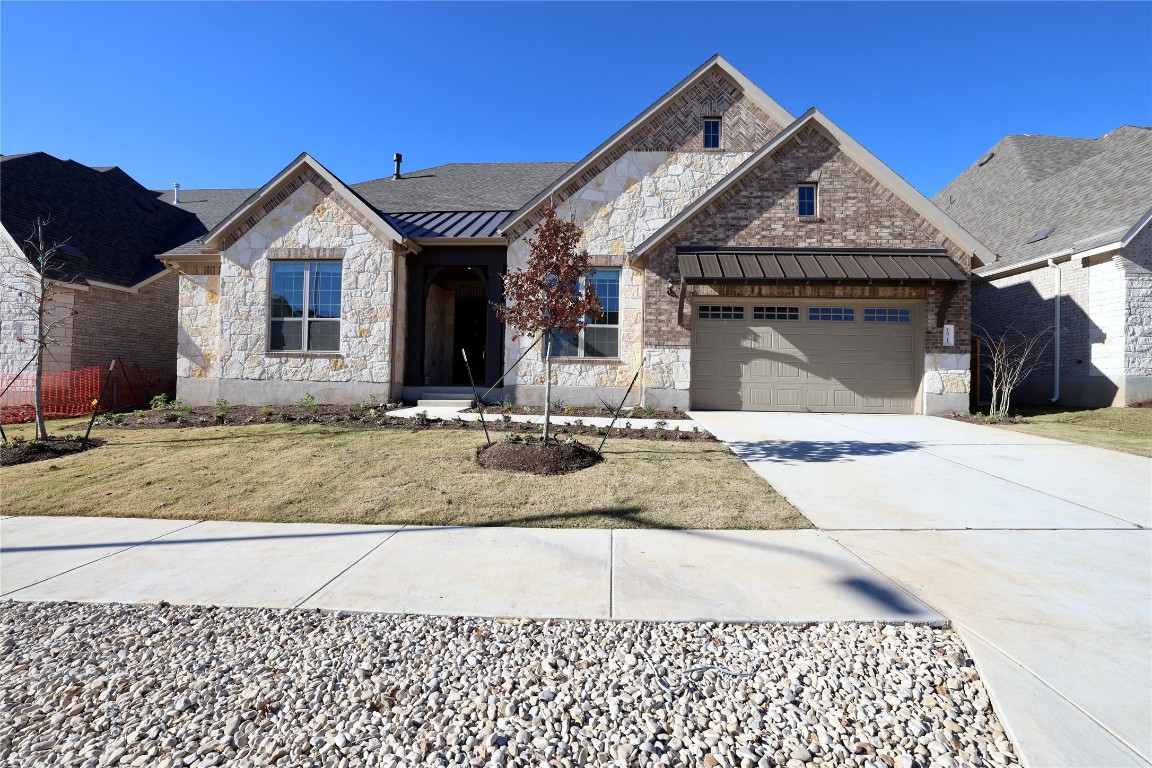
[1027,226,1056,244]
[703,117,721,149]
[978,152,995,166]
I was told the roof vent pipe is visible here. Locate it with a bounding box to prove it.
[393,153,403,180]
[173,183,181,204]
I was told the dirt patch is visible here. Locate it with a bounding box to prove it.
[91,404,715,443]
[472,404,690,420]
[476,440,603,475]
[1,436,104,466]
[1129,400,1152,409]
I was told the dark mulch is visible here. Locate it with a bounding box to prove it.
[1,436,105,467]
[472,404,690,420]
[476,440,603,475]
[1130,400,1152,409]
[91,404,716,442]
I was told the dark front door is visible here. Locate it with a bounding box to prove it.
[452,297,488,385]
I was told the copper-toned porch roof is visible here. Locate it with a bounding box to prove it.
[676,247,968,283]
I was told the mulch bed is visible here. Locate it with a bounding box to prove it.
[476,440,603,475]
[948,412,1029,425]
[472,404,690,420]
[89,404,717,443]
[1,436,105,467]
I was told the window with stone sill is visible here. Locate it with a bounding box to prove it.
[268,260,342,352]
[547,268,620,359]
[798,183,818,217]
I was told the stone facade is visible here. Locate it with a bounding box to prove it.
[1122,225,1152,384]
[176,172,400,405]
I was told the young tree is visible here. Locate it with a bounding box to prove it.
[495,205,601,444]
[2,217,80,440]
[976,323,1053,420]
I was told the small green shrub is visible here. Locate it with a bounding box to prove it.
[563,405,579,415]
[133,410,146,419]
[412,410,430,427]
[213,398,230,424]
[642,405,656,417]
[349,402,367,419]
[260,405,274,419]
[297,393,319,415]
[164,412,180,423]
[149,393,170,410]
[654,419,668,430]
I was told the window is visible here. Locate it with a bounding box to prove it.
[697,305,745,320]
[808,306,854,322]
[703,117,722,149]
[753,306,799,320]
[864,307,911,323]
[547,268,620,358]
[798,184,817,217]
[269,260,342,352]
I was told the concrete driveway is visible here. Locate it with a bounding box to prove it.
[692,411,1152,768]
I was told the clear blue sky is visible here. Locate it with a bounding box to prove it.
[2,2,1149,197]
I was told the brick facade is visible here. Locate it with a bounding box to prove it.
[71,272,178,373]
[643,125,973,355]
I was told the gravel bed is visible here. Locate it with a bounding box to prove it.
[0,601,1017,768]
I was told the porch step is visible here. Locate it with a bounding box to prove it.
[416,398,474,409]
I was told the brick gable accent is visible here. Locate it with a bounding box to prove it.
[505,70,783,241]
[643,125,972,354]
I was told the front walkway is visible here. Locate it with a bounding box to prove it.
[691,411,1152,768]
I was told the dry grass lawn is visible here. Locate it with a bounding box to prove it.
[1,421,809,530]
[990,406,1152,457]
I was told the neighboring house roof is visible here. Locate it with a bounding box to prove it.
[933,125,1152,276]
[154,188,257,257]
[499,54,796,236]
[352,163,571,214]
[630,109,995,267]
[0,152,197,286]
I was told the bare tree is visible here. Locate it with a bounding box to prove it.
[495,205,601,444]
[976,323,1053,420]
[2,217,80,439]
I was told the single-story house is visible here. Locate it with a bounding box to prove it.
[165,55,993,415]
[935,126,1152,407]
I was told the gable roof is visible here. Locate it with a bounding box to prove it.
[352,162,571,214]
[0,152,198,286]
[498,54,796,236]
[630,109,995,266]
[202,153,406,251]
[933,126,1152,275]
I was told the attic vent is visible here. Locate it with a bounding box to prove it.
[1027,226,1056,244]
[135,194,157,212]
[978,152,995,166]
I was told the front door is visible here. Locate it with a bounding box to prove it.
[452,297,488,385]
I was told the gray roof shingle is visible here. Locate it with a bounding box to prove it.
[153,188,258,257]
[934,126,1152,272]
[352,162,572,214]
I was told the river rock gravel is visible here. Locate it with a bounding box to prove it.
[0,600,1017,768]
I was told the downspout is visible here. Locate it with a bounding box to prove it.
[1048,258,1061,403]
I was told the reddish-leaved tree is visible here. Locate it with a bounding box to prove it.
[495,205,601,444]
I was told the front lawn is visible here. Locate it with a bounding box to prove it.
[978,405,1152,457]
[1,423,808,530]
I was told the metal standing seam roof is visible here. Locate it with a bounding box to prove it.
[676,248,968,283]
[385,210,510,239]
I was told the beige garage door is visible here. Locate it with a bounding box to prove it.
[691,301,919,413]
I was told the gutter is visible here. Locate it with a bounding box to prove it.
[1048,259,1061,403]
[974,241,1121,280]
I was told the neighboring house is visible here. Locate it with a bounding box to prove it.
[0,153,248,389]
[167,55,992,415]
[935,126,1152,407]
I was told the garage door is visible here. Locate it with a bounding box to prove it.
[690,301,919,413]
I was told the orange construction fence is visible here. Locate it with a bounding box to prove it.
[0,363,175,424]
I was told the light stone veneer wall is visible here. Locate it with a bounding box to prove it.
[0,227,76,378]
[1120,225,1152,403]
[1088,257,1126,377]
[923,354,971,415]
[505,151,749,405]
[176,179,397,405]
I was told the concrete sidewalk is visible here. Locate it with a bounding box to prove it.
[1,516,942,625]
[692,411,1152,768]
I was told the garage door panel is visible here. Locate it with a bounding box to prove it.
[692,302,918,414]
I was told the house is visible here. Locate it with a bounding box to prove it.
[167,55,992,415]
[935,126,1152,407]
[0,152,250,407]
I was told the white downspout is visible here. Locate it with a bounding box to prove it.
[1048,258,1061,402]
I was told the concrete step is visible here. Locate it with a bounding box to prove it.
[416,399,473,409]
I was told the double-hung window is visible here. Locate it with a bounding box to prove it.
[547,268,620,358]
[798,183,817,217]
[269,260,343,352]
